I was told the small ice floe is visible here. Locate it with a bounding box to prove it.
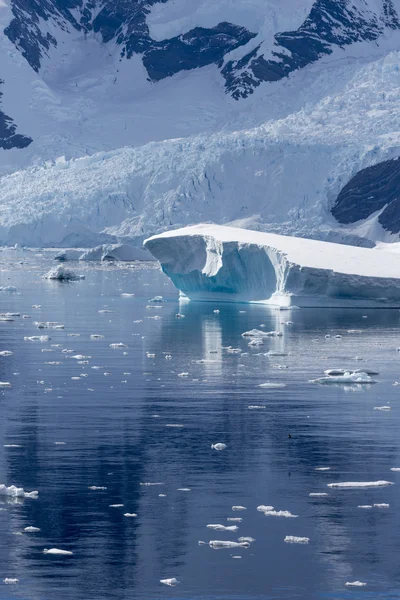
[177,488,191,492]
[3,578,19,584]
[4,445,22,448]
[284,536,310,544]
[213,309,220,314]
[207,524,238,532]
[109,504,124,508]
[374,406,391,411]
[258,382,286,388]
[148,296,164,303]
[44,266,84,281]
[43,548,73,556]
[238,537,255,543]
[345,581,367,587]
[347,329,363,334]
[0,485,38,499]
[88,486,107,491]
[0,351,13,356]
[311,372,377,385]
[265,351,288,357]
[327,481,393,489]
[232,506,247,511]
[34,321,64,329]
[374,503,389,508]
[98,309,113,314]
[121,293,135,298]
[309,493,328,497]
[0,382,11,388]
[242,329,282,338]
[24,526,40,532]
[232,555,242,559]
[325,368,378,376]
[165,424,184,428]
[358,505,373,509]
[209,540,250,549]
[315,467,331,471]
[109,343,128,349]
[257,505,274,512]
[390,468,400,472]
[263,510,298,518]
[175,313,185,318]
[0,285,17,292]
[178,372,189,377]
[140,482,164,486]
[24,336,50,342]
[248,338,264,347]
[248,405,266,409]
[160,578,180,587]
[227,518,242,522]
[123,513,138,517]
[146,352,155,358]
[211,443,227,451]
[32,305,41,309]
[90,334,104,339]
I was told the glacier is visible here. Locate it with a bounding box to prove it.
[144,224,400,307]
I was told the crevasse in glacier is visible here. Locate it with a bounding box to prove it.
[144,224,400,307]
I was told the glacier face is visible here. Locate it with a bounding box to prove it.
[144,224,400,307]
[1,1,400,245]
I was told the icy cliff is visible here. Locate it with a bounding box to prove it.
[144,224,400,307]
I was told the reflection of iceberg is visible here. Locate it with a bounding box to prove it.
[144,225,400,308]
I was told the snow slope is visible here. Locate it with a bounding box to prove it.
[144,224,400,307]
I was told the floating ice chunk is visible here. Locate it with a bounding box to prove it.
[238,537,255,543]
[209,540,250,549]
[0,382,11,388]
[374,503,389,508]
[98,309,113,313]
[71,355,90,360]
[4,445,22,448]
[227,518,242,522]
[3,578,18,584]
[175,313,185,318]
[24,336,50,342]
[121,293,135,298]
[160,578,180,587]
[311,372,376,384]
[315,467,331,471]
[54,442,66,445]
[309,493,328,497]
[242,330,282,338]
[328,481,393,489]
[211,443,227,451]
[0,485,38,499]
[374,406,391,411]
[88,486,107,491]
[149,296,164,302]
[109,343,128,349]
[248,338,264,347]
[24,526,40,532]
[0,351,13,356]
[123,513,138,517]
[43,548,73,555]
[257,505,274,512]
[358,505,373,509]
[140,482,164,486]
[207,524,238,532]
[44,266,84,281]
[178,372,189,377]
[177,488,191,492]
[34,321,64,329]
[248,405,266,409]
[109,504,124,508]
[165,424,184,428]
[90,334,104,339]
[265,351,288,357]
[213,309,220,314]
[0,286,17,292]
[345,581,367,587]
[390,468,400,472]
[232,506,247,511]
[347,330,363,334]
[284,536,310,544]
[263,510,298,518]
[258,383,286,388]
[54,250,82,261]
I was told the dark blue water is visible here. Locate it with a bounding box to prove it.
[0,250,400,600]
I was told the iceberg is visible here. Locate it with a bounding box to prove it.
[44,266,84,281]
[144,225,400,308]
[79,244,155,262]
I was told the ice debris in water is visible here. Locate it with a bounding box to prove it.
[44,266,84,281]
[232,506,247,511]
[315,467,331,471]
[24,526,40,532]
[88,486,107,491]
[211,443,227,451]
[238,537,255,543]
[257,505,274,512]
[328,481,393,489]
[0,286,17,292]
[358,505,373,509]
[43,548,73,555]
[160,578,180,587]
[374,406,391,411]
[124,513,138,517]
[258,383,286,388]
[284,536,310,544]
[109,343,128,349]
[34,322,64,329]
[0,382,11,388]
[24,336,50,342]
[0,351,13,356]
[248,338,264,347]
[121,293,135,298]
[311,372,377,384]
[374,503,390,508]
[209,540,250,549]
[90,334,104,339]
[242,330,282,338]
[265,351,288,357]
[390,468,400,472]
[227,518,242,522]
[309,493,328,497]
[0,485,38,499]
[206,524,238,532]
[3,578,19,584]
[263,510,298,518]
[109,504,124,508]
[324,368,378,376]
[345,581,367,587]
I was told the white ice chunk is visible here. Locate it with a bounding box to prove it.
[0,382,11,388]
[211,443,227,451]
[374,406,391,411]
[258,383,286,388]
[373,503,389,508]
[328,481,393,489]
[206,524,238,532]
[242,329,282,338]
[0,351,13,356]
[0,485,38,499]
[160,578,180,587]
[3,578,19,584]
[232,506,247,511]
[209,540,250,549]
[284,536,310,544]
[24,336,50,342]
[123,513,138,517]
[263,510,298,518]
[44,266,84,281]
[238,537,255,543]
[309,493,328,497]
[390,468,400,472]
[257,505,274,512]
[24,526,40,532]
[311,372,376,384]
[345,581,367,587]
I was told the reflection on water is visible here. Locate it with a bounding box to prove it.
[0,250,399,599]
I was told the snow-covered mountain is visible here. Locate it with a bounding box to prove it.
[1,0,400,247]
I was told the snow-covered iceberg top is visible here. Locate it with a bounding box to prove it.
[144,224,400,308]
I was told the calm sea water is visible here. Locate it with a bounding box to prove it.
[0,249,400,600]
